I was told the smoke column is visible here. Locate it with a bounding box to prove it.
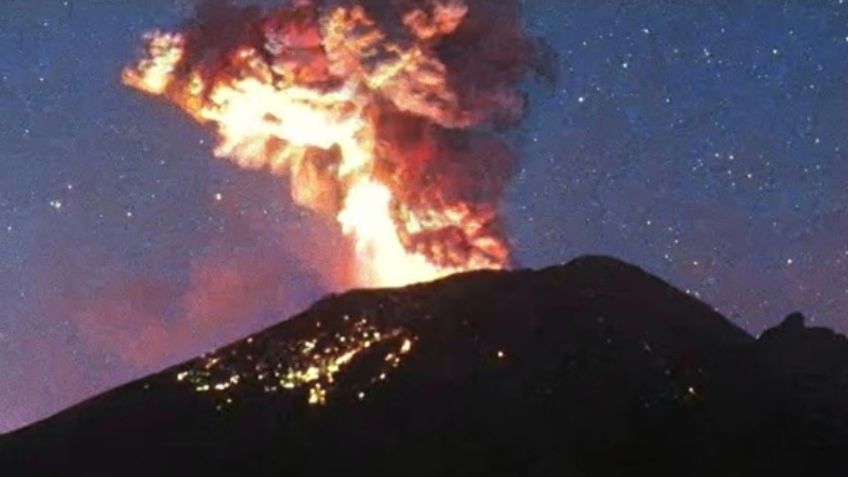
[124,0,546,287]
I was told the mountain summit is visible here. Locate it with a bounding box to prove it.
[1,256,846,476]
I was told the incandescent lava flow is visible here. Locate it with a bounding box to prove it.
[123,0,546,288]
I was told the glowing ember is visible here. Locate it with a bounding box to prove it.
[176,316,415,406]
[123,0,539,288]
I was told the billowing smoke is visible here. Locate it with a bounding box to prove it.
[124,0,548,287]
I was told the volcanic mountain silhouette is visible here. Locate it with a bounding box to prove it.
[1,256,846,476]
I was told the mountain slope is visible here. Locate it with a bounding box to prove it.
[1,256,845,476]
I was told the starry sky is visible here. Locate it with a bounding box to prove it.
[1,0,847,432]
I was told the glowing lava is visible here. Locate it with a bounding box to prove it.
[124,0,538,287]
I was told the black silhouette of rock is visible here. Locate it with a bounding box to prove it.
[1,256,846,476]
[774,311,807,332]
[758,312,848,466]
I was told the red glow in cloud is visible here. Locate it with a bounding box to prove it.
[69,243,329,368]
[123,0,549,287]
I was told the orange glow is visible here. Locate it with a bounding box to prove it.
[175,316,415,407]
[123,0,517,288]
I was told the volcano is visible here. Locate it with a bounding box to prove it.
[1,256,846,476]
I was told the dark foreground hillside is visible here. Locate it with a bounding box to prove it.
[1,256,846,476]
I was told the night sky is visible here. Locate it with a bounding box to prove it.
[1,0,847,432]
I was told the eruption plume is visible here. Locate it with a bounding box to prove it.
[124,0,545,287]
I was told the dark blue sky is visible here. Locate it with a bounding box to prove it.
[1,0,847,431]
